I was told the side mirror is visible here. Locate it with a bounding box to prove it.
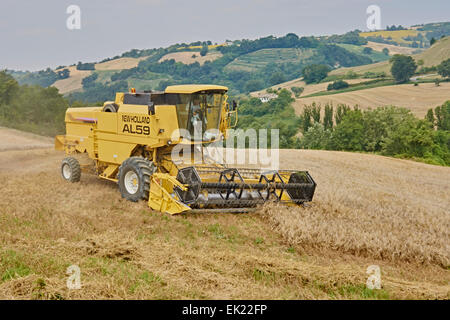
[232,100,238,111]
[148,102,155,115]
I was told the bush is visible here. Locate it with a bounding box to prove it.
[200,45,208,57]
[363,47,373,54]
[76,62,96,71]
[291,86,304,98]
[302,64,330,84]
[327,80,349,91]
[300,123,332,149]
[244,79,264,92]
[297,103,450,165]
[363,71,386,78]
[437,58,450,78]
[390,54,417,83]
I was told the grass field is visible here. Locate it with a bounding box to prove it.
[415,36,450,67]
[251,78,372,98]
[336,44,390,63]
[225,48,315,72]
[359,30,420,45]
[159,51,223,65]
[0,128,448,299]
[330,36,450,76]
[294,82,450,118]
[364,41,421,55]
[95,57,148,71]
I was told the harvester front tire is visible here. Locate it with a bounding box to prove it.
[118,157,153,202]
[61,157,81,182]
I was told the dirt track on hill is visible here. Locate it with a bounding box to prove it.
[0,128,449,299]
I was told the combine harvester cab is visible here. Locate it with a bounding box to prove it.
[55,85,316,214]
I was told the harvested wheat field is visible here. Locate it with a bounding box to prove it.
[364,42,420,55]
[52,66,92,94]
[159,51,223,65]
[294,82,450,118]
[0,128,449,300]
[251,79,371,98]
[0,127,52,152]
[95,57,149,71]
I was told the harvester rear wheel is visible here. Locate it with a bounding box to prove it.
[118,157,153,202]
[61,157,81,182]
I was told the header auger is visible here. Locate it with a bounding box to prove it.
[55,85,316,214]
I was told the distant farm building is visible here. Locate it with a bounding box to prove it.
[257,93,278,103]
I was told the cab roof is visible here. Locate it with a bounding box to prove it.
[165,84,228,94]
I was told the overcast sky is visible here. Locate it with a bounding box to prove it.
[0,0,448,71]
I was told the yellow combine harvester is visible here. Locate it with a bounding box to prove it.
[55,85,316,214]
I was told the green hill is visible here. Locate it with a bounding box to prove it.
[225,48,315,72]
[330,36,450,76]
[7,23,450,102]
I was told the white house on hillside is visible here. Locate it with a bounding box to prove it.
[258,93,278,103]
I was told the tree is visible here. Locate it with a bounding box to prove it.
[335,104,350,125]
[330,110,365,151]
[323,103,334,130]
[382,48,389,56]
[425,108,435,127]
[301,64,330,84]
[0,71,19,105]
[362,47,373,54]
[300,107,312,133]
[76,62,95,71]
[430,37,437,46]
[435,101,450,131]
[300,123,332,149]
[327,80,349,91]
[57,68,70,79]
[310,103,321,123]
[269,72,286,86]
[291,86,304,98]
[390,54,417,83]
[244,79,264,92]
[200,45,208,57]
[437,58,450,78]
[82,73,99,88]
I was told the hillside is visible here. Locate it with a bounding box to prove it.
[359,29,420,46]
[364,41,420,55]
[251,78,372,98]
[52,66,92,94]
[0,128,449,299]
[159,51,223,66]
[53,57,149,94]
[6,22,449,102]
[330,36,450,76]
[225,48,316,72]
[293,82,450,118]
[249,36,450,117]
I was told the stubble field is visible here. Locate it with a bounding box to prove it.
[0,128,448,299]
